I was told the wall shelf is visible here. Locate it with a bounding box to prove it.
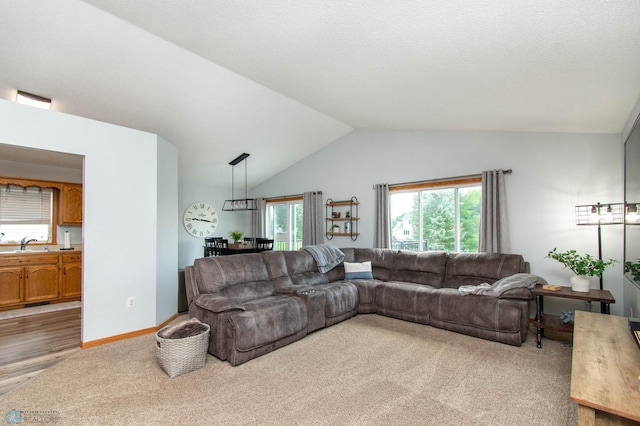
[326,196,359,241]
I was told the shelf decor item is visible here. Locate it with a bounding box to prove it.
[325,196,360,241]
[546,248,618,292]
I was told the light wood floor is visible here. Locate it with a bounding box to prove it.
[0,306,81,395]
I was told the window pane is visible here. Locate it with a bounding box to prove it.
[0,186,53,244]
[422,188,455,251]
[389,183,481,253]
[458,187,481,252]
[292,203,303,250]
[268,201,303,251]
[390,192,420,251]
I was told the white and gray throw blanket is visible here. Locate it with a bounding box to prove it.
[458,273,546,297]
[301,244,345,273]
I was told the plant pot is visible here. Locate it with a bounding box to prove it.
[570,275,591,293]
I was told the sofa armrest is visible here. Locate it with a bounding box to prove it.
[498,287,533,300]
[195,294,246,313]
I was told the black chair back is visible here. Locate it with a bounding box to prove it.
[204,237,217,257]
[255,238,274,251]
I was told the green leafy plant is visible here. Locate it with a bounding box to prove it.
[546,248,618,277]
[625,261,640,281]
[228,230,245,242]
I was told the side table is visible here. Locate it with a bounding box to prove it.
[532,284,615,348]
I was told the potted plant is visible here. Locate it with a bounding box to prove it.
[330,224,340,234]
[228,230,245,245]
[546,248,618,292]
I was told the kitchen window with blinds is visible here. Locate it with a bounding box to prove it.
[0,185,53,244]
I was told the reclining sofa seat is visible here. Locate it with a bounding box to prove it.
[262,251,358,331]
[186,253,307,366]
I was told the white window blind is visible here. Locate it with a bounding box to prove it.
[0,185,53,243]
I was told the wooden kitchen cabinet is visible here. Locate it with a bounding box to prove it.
[24,264,59,302]
[60,253,82,297]
[58,183,83,225]
[0,251,82,310]
[0,267,23,306]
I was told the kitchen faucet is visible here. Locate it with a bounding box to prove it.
[20,237,37,251]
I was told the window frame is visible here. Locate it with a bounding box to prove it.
[0,176,64,246]
[389,175,482,253]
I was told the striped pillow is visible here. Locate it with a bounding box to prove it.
[344,261,373,280]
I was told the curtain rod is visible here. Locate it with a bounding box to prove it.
[374,169,512,189]
[265,191,322,201]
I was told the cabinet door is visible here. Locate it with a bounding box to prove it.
[0,267,24,306]
[59,184,82,225]
[60,263,81,297]
[24,264,59,302]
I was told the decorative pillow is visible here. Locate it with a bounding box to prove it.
[344,261,373,280]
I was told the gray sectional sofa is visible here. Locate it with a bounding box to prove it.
[185,248,535,366]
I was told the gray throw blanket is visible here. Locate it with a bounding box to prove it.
[301,244,345,273]
[458,273,546,297]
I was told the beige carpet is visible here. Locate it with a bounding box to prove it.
[0,314,576,425]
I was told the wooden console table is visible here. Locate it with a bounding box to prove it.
[532,284,615,348]
[571,311,640,425]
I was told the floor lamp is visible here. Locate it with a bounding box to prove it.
[575,202,624,290]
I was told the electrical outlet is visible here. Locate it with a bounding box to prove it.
[127,297,135,308]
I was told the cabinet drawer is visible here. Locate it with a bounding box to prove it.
[62,253,82,263]
[0,254,58,267]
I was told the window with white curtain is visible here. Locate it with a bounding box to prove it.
[266,198,303,251]
[0,185,53,244]
[389,177,481,253]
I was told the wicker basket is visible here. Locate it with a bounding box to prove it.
[156,322,210,378]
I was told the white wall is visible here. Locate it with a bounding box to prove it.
[252,128,624,315]
[0,99,178,342]
[177,182,251,269]
[156,136,179,324]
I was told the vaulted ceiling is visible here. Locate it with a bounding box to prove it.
[1,1,640,187]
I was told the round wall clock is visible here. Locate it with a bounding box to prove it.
[183,202,218,238]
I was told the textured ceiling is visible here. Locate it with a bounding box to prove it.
[1,1,640,186]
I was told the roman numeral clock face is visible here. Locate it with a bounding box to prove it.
[183,202,218,238]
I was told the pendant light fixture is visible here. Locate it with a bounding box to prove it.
[222,153,257,211]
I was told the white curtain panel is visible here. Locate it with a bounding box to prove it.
[373,184,390,248]
[303,191,323,246]
[251,197,267,238]
[479,169,510,253]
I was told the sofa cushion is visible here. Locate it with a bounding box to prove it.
[443,252,526,289]
[312,281,358,318]
[193,254,275,302]
[283,251,329,286]
[261,251,294,288]
[391,250,447,288]
[375,281,434,324]
[195,294,246,313]
[228,295,307,352]
[355,248,398,281]
[428,288,522,333]
[344,261,373,279]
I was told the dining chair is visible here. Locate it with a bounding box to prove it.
[255,238,274,251]
[204,237,217,257]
